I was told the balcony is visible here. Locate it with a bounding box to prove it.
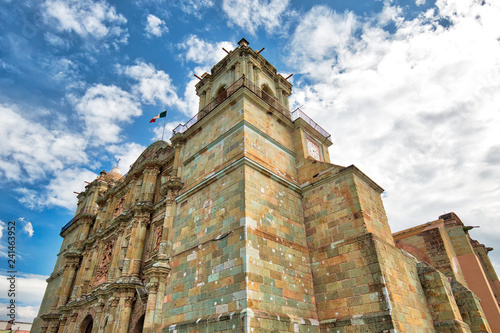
[60,206,98,235]
[173,75,289,134]
[291,108,332,142]
[172,76,332,143]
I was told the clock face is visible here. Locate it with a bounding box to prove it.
[307,139,321,160]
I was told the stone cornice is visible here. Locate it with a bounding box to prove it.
[300,164,385,194]
[63,282,141,310]
[47,268,64,283]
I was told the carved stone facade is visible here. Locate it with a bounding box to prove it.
[33,39,500,332]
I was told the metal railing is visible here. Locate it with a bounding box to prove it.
[173,75,289,134]
[60,206,98,235]
[291,108,332,142]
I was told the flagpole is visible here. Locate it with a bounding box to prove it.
[161,110,167,141]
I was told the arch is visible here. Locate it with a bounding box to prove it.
[131,314,145,333]
[215,85,227,105]
[80,315,93,333]
[261,83,274,96]
[261,83,275,105]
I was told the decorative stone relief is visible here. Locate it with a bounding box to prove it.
[93,238,115,285]
[153,226,162,251]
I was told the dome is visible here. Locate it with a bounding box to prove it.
[101,167,122,182]
[110,166,121,174]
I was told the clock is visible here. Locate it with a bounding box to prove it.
[306,138,321,161]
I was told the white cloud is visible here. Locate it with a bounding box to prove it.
[145,14,168,38]
[16,305,40,323]
[17,168,98,210]
[42,0,128,47]
[222,0,290,34]
[0,104,88,182]
[106,142,146,174]
[120,61,188,112]
[177,35,233,66]
[0,220,5,259]
[43,31,70,48]
[0,272,48,322]
[19,217,34,237]
[178,0,214,17]
[74,84,142,145]
[416,0,426,6]
[288,1,500,263]
[42,56,85,90]
[152,121,179,142]
[182,73,203,117]
[0,220,5,240]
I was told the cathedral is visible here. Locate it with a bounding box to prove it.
[32,39,500,332]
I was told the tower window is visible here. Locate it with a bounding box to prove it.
[215,86,227,105]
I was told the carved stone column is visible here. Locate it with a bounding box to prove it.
[118,294,136,333]
[69,249,89,301]
[247,62,253,82]
[74,217,94,249]
[106,297,120,333]
[84,246,99,288]
[107,231,124,282]
[142,266,171,333]
[57,254,80,308]
[140,166,160,203]
[142,280,159,333]
[254,67,261,88]
[56,315,67,333]
[235,61,241,80]
[206,84,212,103]
[63,313,78,333]
[125,206,152,281]
[170,135,186,180]
[158,179,183,261]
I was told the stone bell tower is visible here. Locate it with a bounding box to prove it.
[162,37,329,331]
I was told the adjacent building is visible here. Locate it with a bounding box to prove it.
[32,39,500,332]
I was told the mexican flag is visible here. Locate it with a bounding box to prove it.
[149,110,167,123]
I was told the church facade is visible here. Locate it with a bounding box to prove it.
[32,39,500,333]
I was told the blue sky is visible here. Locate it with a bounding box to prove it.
[1,0,500,323]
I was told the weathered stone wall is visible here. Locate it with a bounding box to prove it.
[354,175,393,245]
[394,223,468,285]
[417,263,471,332]
[243,94,293,150]
[451,279,491,332]
[163,165,246,327]
[244,166,317,321]
[374,239,435,331]
[180,98,245,187]
[303,169,395,331]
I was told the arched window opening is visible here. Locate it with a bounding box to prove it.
[261,84,275,105]
[81,315,93,333]
[132,314,145,333]
[215,86,227,106]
